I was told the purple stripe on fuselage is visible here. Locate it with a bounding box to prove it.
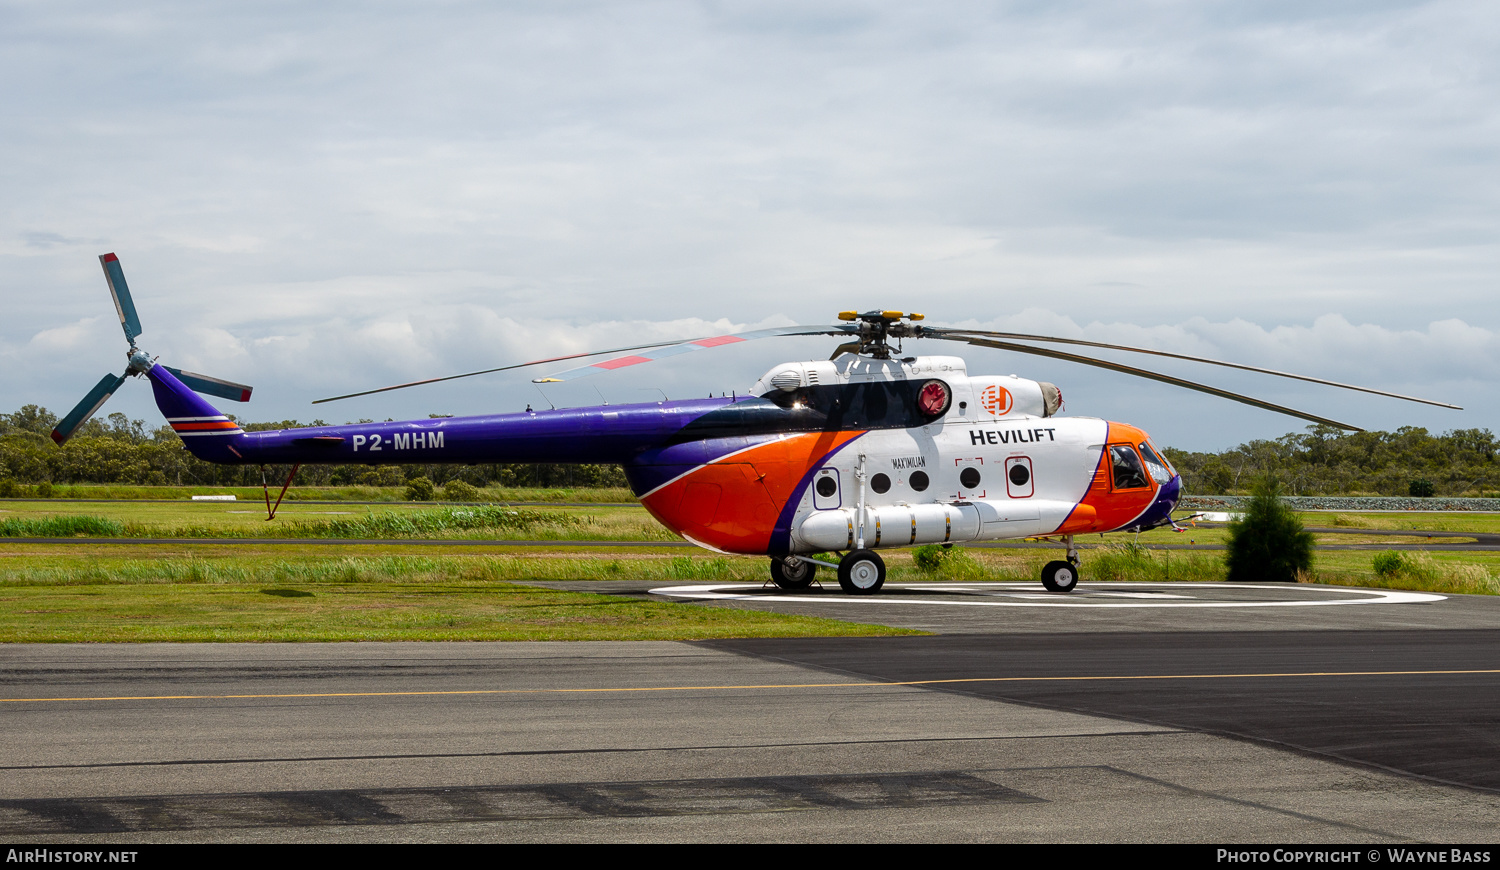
[766,431,866,556]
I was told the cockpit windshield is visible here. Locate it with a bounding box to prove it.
[1136,441,1173,486]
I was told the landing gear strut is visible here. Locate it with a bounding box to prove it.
[260,463,300,521]
[770,557,817,590]
[1040,534,1080,593]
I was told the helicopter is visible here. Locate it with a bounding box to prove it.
[49,254,1461,594]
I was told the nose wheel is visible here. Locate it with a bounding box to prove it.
[1040,535,1081,593]
[1041,560,1078,593]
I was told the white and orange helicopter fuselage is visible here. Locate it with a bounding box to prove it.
[129,350,1177,594]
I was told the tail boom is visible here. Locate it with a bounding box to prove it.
[149,364,743,467]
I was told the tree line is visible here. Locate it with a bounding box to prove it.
[1162,425,1499,497]
[3,404,1494,497]
[0,405,625,491]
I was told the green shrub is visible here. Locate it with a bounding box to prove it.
[35,482,53,498]
[912,544,956,572]
[404,476,435,501]
[0,479,18,498]
[442,480,483,502]
[910,544,986,580]
[1409,479,1435,498]
[1372,551,1404,577]
[1225,478,1315,583]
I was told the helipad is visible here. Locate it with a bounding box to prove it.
[650,582,1444,608]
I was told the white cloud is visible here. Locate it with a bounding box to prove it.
[2,1,1497,449]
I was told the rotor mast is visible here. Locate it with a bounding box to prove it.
[836,310,926,360]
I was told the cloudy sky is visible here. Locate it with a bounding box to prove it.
[3,1,1496,451]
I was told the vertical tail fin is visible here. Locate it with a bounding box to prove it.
[148,366,248,462]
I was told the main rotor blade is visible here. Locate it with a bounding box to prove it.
[164,367,254,402]
[313,340,692,403]
[531,325,852,383]
[51,373,128,445]
[99,253,142,345]
[924,327,1461,410]
[313,325,854,403]
[953,336,1365,431]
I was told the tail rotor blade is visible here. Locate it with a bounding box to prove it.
[164,367,254,402]
[51,373,128,445]
[99,253,143,345]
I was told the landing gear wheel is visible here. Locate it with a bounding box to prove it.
[838,549,886,595]
[1041,560,1078,593]
[770,557,816,590]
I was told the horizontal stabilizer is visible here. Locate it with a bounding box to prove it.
[164,367,253,402]
[51,372,128,445]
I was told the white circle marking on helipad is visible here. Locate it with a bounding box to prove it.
[648,582,1445,608]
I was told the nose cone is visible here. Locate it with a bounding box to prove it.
[1134,472,1182,530]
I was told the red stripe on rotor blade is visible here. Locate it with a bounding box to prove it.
[592,356,653,370]
[691,335,746,348]
[101,253,118,262]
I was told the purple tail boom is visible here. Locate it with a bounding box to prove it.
[149,361,747,469]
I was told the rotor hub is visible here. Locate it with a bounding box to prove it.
[125,347,154,376]
[836,310,925,359]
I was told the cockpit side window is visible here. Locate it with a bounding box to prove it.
[1109,445,1150,490]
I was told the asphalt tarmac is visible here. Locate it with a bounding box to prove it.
[2,582,1499,843]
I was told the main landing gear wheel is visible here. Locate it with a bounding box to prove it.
[838,549,886,595]
[770,557,816,590]
[1041,560,1078,593]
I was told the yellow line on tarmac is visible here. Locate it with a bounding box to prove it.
[4,669,1499,704]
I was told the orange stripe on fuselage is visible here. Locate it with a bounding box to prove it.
[1056,421,1158,535]
[640,430,865,555]
[171,421,240,431]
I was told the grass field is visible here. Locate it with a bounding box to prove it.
[0,551,928,642]
[1,499,1497,642]
[0,483,638,503]
[0,501,675,541]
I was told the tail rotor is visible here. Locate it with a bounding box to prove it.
[48,253,254,445]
